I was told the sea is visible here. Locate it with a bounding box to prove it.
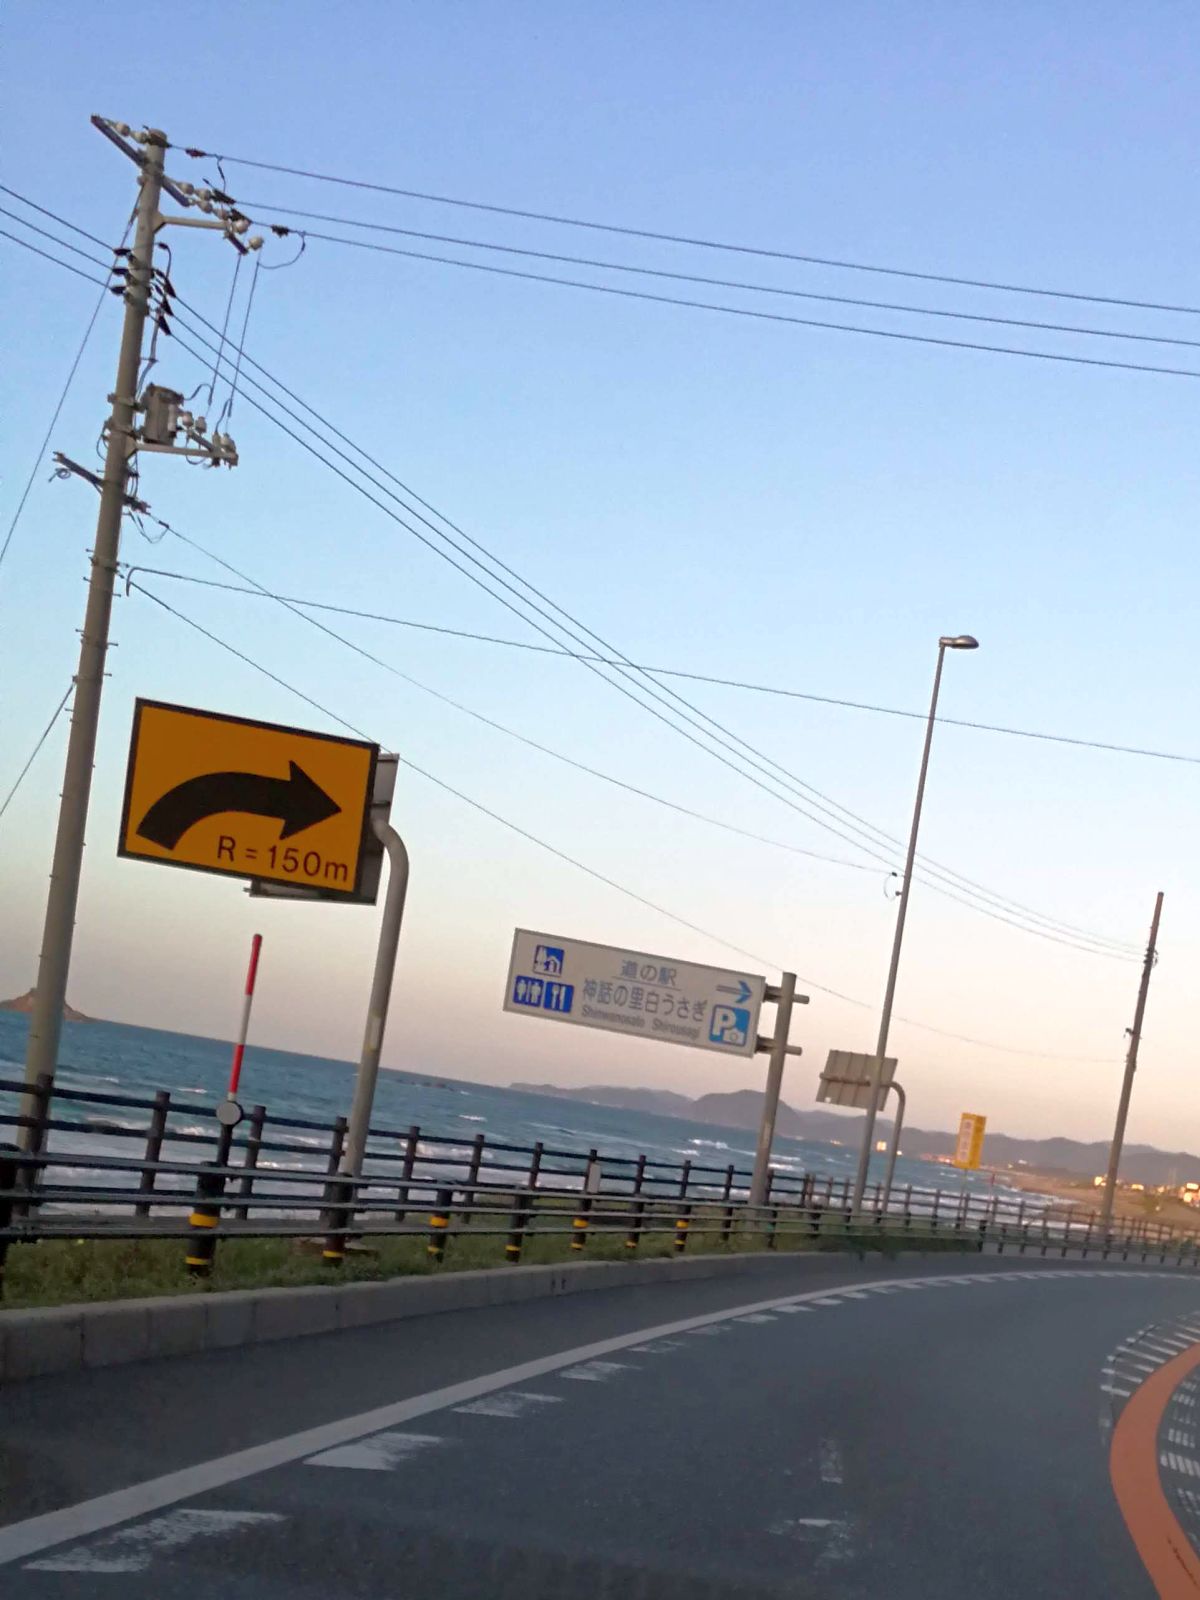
[0,1011,1000,1206]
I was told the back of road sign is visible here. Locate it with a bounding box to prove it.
[119,699,378,897]
[817,1049,897,1110]
[503,928,765,1058]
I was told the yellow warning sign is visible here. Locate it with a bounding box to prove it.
[119,699,378,896]
[953,1112,987,1170]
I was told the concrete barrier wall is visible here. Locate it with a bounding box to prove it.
[0,1248,850,1385]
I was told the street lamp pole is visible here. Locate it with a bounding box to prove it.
[850,635,978,1214]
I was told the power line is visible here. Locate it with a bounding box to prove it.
[0,227,111,288]
[125,565,1200,770]
[164,302,1140,958]
[131,580,1116,1063]
[218,226,1200,383]
[0,186,112,251]
[0,686,72,823]
[176,146,1200,320]
[238,199,1200,354]
[0,208,130,578]
[127,548,874,876]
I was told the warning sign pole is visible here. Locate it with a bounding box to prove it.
[340,820,411,1183]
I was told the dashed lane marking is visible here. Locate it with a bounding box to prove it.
[26,1510,284,1573]
[560,1360,634,1382]
[453,1392,563,1419]
[819,1440,844,1485]
[304,1431,446,1471]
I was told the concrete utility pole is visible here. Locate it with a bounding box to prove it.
[850,634,978,1214]
[20,133,168,1136]
[1100,891,1164,1228]
[21,120,249,1144]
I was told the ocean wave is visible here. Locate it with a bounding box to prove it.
[688,1138,730,1151]
[459,1114,487,1123]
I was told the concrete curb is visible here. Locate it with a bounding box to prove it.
[0,1248,862,1385]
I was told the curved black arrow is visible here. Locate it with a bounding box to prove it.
[136,762,341,850]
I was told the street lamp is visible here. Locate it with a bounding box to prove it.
[850,633,979,1213]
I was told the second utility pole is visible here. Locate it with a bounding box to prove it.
[1100,891,1165,1228]
[20,131,167,1139]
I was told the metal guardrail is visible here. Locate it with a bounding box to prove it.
[3,1071,1199,1289]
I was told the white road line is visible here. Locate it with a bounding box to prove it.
[304,1431,446,1471]
[560,1360,634,1382]
[1101,1383,1134,1397]
[453,1392,563,1419]
[0,1267,1180,1568]
[819,1439,844,1485]
[26,1510,284,1573]
[736,1314,778,1324]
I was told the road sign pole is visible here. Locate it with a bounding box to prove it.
[749,972,797,1208]
[20,133,168,1140]
[880,1080,906,1217]
[340,819,411,1182]
[1100,891,1164,1228]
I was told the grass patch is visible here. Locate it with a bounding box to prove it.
[0,1201,973,1311]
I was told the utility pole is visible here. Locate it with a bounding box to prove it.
[21,119,249,1144]
[850,634,978,1213]
[1100,891,1164,1228]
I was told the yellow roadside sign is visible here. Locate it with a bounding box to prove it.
[119,699,378,896]
[953,1111,987,1170]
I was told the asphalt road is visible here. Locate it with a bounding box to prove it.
[3,1254,1200,1597]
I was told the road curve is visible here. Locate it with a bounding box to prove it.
[3,1255,1200,1597]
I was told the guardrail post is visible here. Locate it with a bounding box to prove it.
[674,1202,692,1254]
[0,1145,17,1301]
[394,1124,421,1221]
[722,1163,735,1203]
[135,1089,171,1219]
[185,1162,225,1277]
[232,1104,266,1222]
[318,1115,349,1263]
[625,1197,645,1253]
[506,1190,532,1263]
[528,1140,543,1191]
[467,1132,486,1189]
[931,1189,940,1232]
[766,1203,779,1251]
[632,1153,646,1196]
[678,1159,691,1201]
[722,1198,736,1244]
[571,1194,593,1252]
[322,1176,355,1265]
[427,1187,453,1263]
[903,1184,913,1230]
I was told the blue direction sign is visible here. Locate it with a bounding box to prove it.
[503,929,765,1058]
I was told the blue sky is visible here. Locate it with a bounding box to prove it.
[1,3,1196,1147]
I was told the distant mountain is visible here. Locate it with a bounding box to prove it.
[508,1080,1200,1186]
[0,988,89,1022]
[512,1082,695,1117]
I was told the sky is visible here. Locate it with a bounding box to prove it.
[1,3,1197,1149]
